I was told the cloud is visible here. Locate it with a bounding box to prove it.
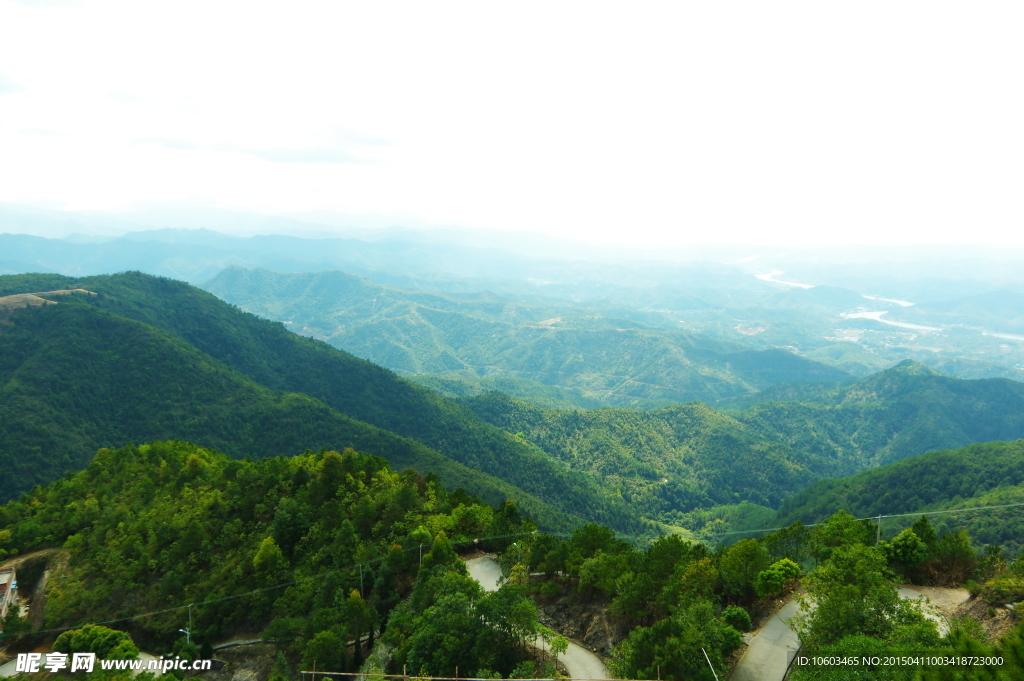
[10,0,79,6]
[215,144,364,164]
[0,74,24,95]
[134,137,201,151]
[105,90,146,105]
[20,127,60,136]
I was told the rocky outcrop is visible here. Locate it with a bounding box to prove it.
[536,597,628,657]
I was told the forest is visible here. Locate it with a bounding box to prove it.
[2,441,1024,680]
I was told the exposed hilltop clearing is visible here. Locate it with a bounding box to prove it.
[0,288,95,311]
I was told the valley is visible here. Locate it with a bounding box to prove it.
[2,230,1024,681]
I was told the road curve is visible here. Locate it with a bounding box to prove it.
[730,599,801,681]
[464,556,610,680]
[731,586,972,681]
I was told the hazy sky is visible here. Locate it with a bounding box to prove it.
[1,1,1022,246]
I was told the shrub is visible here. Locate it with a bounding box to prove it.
[722,605,752,632]
[980,577,1024,607]
[755,558,801,599]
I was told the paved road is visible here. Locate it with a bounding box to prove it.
[465,556,504,592]
[731,599,801,681]
[730,586,972,681]
[463,555,610,680]
[898,586,970,636]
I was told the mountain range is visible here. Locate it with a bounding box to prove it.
[6,271,1024,541]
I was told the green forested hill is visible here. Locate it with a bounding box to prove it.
[0,294,568,528]
[462,392,839,524]
[732,360,1024,471]
[0,272,646,533]
[204,267,852,408]
[773,439,1024,556]
[0,441,550,677]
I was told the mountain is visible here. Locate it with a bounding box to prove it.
[461,392,840,525]
[204,267,853,408]
[0,272,648,534]
[732,360,1024,471]
[886,289,1024,335]
[773,439,1024,557]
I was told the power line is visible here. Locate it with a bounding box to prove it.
[717,499,1024,538]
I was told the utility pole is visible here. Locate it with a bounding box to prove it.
[178,604,193,645]
[876,515,883,545]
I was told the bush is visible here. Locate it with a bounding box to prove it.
[53,624,139,660]
[722,606,752,633]
[980,577,1024,607]
[754,558,801,599]
[721,625,744,655]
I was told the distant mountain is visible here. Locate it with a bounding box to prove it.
[0,272,649,534]
[886,289,1024,335]
[205,267,853,408]
[734,360,1024,471]
[462,392,840,524]
[773,439,1024,556]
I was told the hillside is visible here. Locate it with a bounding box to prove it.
[0,441,549,678]
[733,360,1024,471]
[204,267,852,408]
[0,272,647,533]
[774,439,1024,556]
[462,392,840,525]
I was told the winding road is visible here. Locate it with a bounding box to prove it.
[464,556,610,680]
[730,586,970,681]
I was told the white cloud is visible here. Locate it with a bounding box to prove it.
[0,1,1021,246]
[0,74,24,95]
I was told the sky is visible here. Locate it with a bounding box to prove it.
[1,1,1022,247]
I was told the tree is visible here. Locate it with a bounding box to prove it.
[763,521,811,563]
[795,544,935,651]
[879,528,927,578]
[610,600,738,681]
[925,530,977,586]
[719,539,770,602]
[344,589,372,670]
[303,629,348,673]
[1,602,31,640]
[755,558,801,599]
[658,557,718,612]
[53,624,139,660]
[811,511,872,564]
[722,606,751,633]
[253,536,290,578]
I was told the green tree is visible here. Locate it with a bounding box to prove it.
[719,539,770,602]
[53,624,139,660]
[879,528,927,577]
[610,600,738,681]
[302,629,348,673]
[253,535,290,578]
[721,606,751,633]
[795,544,935,651]
[811,511,872,564]
[754,558,801,599]
[1,602,31,640]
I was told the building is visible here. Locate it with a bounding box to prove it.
[0,568,16,622]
